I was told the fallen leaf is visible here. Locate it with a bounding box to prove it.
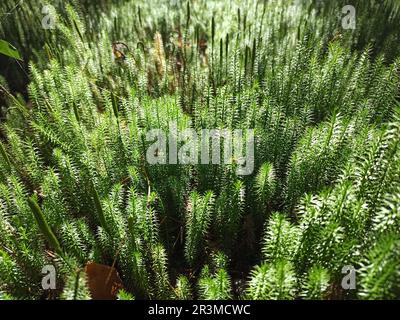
[84,262,124,300]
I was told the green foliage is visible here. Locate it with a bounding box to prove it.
[358,233,400,300]
[174,275,193,300]
[27,196,63,256]
[285,113,356,210]
[150,243,172,299]
[255,162,276,211]
[184,191,214,266]
[0,40,21,60]
[215,177,245,251]
[246,261,297,300]
[198,262,232,300]
[60,271,91,300]
[0,291,15,300]
[262,213,299,263]
[0,0,399,300]
[301,265,330,300]
[117,289,135,300]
